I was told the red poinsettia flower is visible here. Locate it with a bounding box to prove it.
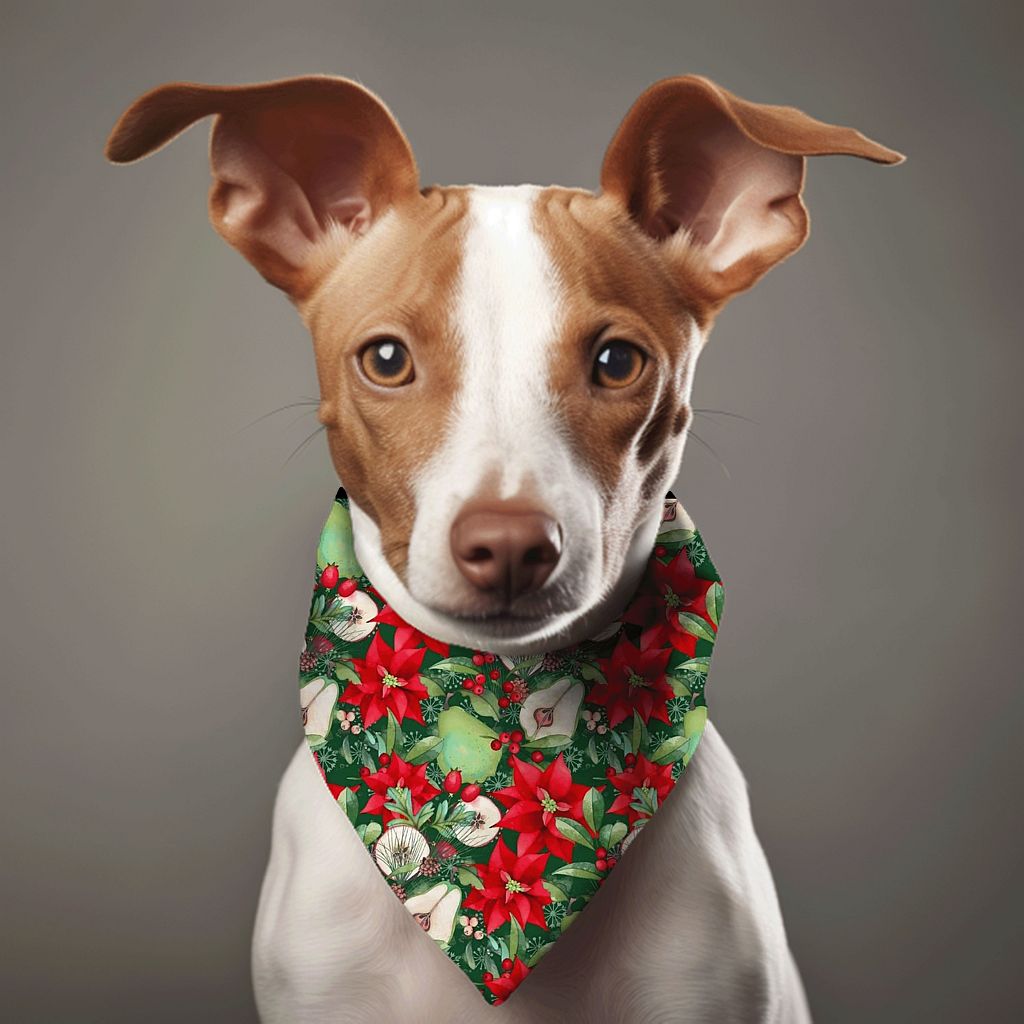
[341,631,429,727]
[492,755,594,862]
[484,956,531,1004]
[361,753,440,825]
[371,603,450,657]
[463,838,551,933]
[588,633,674,727]
[624,548,715,656]
[606,754,675,825]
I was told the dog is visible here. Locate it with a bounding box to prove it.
[106,73,901,1022]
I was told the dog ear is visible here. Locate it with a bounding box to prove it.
[600,75,903,310]
[105,76,420,299]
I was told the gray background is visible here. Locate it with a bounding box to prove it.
[2,1,1020,1021]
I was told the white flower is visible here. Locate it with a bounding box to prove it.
[452,796,501,848]
[329,590,378,642]
[299,678,339,746]
[519,677,584,741]
[404,883,462,944]
[373,825,429,879]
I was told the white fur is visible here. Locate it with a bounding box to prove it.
[255,185,811,1020]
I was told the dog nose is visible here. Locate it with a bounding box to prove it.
[450,504,562,600]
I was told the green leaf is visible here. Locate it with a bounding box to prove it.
[463,944,476,969]
[677,657,710,676]
[586,736,598,763]
[667,675,693,697]
[429,658,479,678]
[405,735,443,764]
[651,734,691,765]
[630,711,647,755]
[524,733,574,750]
[579,662,606,683]
[356,820,382,846]
[338,787,360,824]
[385,710,403,753]
[423,675,446,697]
[554,817,595,849]
[507,916,526,961]
[457,866,484,890]
[677,611,716,643]
[560,911,580,932]
[333,660,361,685]
[657,528,696,546]
[341,736,353,763]
[598,821,628,849]
[469,690,501,720]
[542,879,570,902]
[705,582,724,627]
[483,955,501,978]
[582,787,605,834]
[553,862,602,881]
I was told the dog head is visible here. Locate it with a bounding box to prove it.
[107,75,901,652]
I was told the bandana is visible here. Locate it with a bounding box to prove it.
[298,488,723,1005]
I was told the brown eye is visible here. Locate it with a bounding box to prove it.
[359,338,414,387]
[593,340,645,388]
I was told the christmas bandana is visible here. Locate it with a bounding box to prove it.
[298,488,723,1005]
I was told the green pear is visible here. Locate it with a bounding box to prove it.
[316,501,361,577]
[299,678,340,747]
[436,707,501,782]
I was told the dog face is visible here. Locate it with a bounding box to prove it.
[106,76,901,651]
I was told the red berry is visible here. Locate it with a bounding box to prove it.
[461,783,481,802]
[359,766,371,777]
[498,697,510,708]
[608,857,617,869]
[472,654,485,666]
[462,679,474,690]
[499,732,511,743]
[490,740,503,751]
[605,766,616,778]
[655,545,667,558]
[379,753,391,766]
[473,683,485,695]
[624,753,637,767]
[595,847,607,859]
[339,577,358,597]
[489,669,500,680]
[508,742,520,754]
[443,770,463,794]
[501,958,513,971]
[485,654,496,664]
[511,730,524,743]
[595,858,608,872]
[502,681,514,694]
[531,750,545,763]
[482,971,493,982]
[506,756,516,766]
[320,564,340,589]
[474,673,486,685]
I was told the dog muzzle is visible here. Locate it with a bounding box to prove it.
[297,488,724,1005]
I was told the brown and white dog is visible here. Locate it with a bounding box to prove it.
[107,75,901,1022]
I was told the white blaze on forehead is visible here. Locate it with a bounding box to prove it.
[445,184,563,496]
[402,185,603,617]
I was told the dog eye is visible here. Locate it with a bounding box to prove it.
[359,338,415,387]
[593,340,645,388]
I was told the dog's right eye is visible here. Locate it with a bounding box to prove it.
[359,338,415,387]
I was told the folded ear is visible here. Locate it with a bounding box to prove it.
[106,76,420,298]
[600,75,904,309]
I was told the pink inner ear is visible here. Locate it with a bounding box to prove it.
[653,116,804,273]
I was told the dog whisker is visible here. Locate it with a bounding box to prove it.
[284,424,327,464]
[687,428,731,479]
[238,397,321,433]
[692,406,758,425]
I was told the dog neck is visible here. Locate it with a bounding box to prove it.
[349,496,664,658]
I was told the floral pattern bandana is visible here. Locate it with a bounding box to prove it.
[298,488,723,1005]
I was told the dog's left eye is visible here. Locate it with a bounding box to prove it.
[593,340,645,389]
[359,338,415,387]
